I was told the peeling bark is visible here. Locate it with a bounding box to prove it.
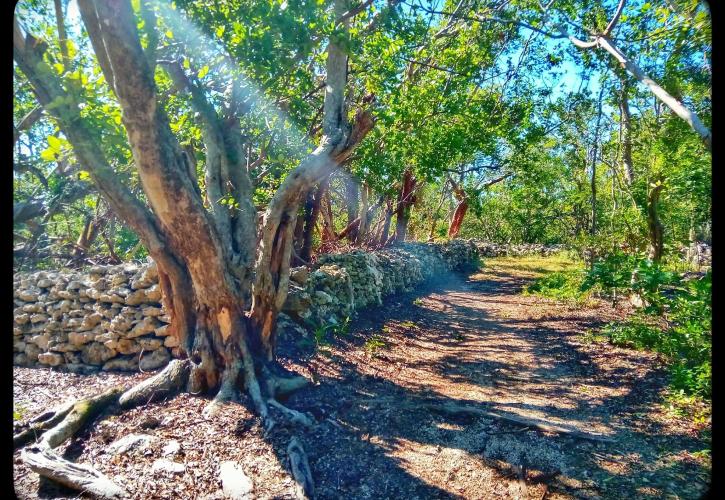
[393,169,417,242]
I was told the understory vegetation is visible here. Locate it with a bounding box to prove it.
[525,252,711,407]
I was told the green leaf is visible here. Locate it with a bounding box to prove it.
[47,135,62,152]
[165,29,174,39]
[197,65,209,79]
[215,25,225,38]
[66,39,77,59]
[40,148,57,161]
[53,63,64,75]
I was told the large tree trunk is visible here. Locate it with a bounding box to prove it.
[392,168,416,242]
[15,0,372,423]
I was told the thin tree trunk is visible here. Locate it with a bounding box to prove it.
[647,182,664,263]
[320,189,335,243]
[393,168,416,242]
[619,79,634,186]
[590,87,605,236]
[355,183,370,244]
[378,199,394,245]
[300,176,330,262]
[448,200,469,239]
[596,36,711,151]
[344,176,360,241]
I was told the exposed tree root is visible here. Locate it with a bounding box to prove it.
[119,359,191,409]
[17,355,315,498]
[421,402,615,443]
[21,387,128,498]
[41,387,125,449]
[202,360,242,418]
[287,437,315,499]
[268,399,315,427]
[22,447,127,499]
[14,400,76,449]
[265,373,311,399]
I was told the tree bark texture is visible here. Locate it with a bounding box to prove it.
[393,169,417,242]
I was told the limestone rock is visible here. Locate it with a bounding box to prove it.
[68,331,96,346]
[139,347,170,371]
[127,317,159,338]
[290,267,310,285]
[151,459,185,474]
[162,440,181,457]
[163,336,180,348]
[81,342,117,365]
[219,461,253,499]
[107,434,157,455]
[37,352,64,366]
[102,356,139,371]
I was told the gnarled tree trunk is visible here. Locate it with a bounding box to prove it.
[15,0,373,421]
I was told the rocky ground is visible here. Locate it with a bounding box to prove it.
[13,256,711,499]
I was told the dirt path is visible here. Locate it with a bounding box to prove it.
[288,259,711,499]
[13,258,711,499]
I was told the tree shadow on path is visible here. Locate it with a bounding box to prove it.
[274,269,710,499]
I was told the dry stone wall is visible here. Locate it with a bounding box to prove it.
[13,240,479,373]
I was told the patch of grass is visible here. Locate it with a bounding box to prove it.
[481,253,581,278]
[413,298,424,306]
[400,320,417,329]
[597,272,711,400]
[13,404,26,422]
[301,316,352,351]
[523,270,589,304]
[664,390,711,429]
[365,334,387,356]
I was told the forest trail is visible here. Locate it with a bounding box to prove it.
[291,257,710,499]
[13,257,710,499]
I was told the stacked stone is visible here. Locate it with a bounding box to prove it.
[281,240,479,328]
[13,260,173,374]
[14,240,480,372]
[473,242,565,257]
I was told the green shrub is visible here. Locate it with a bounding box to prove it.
[524,270,588,302]
[599,271,711,398]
